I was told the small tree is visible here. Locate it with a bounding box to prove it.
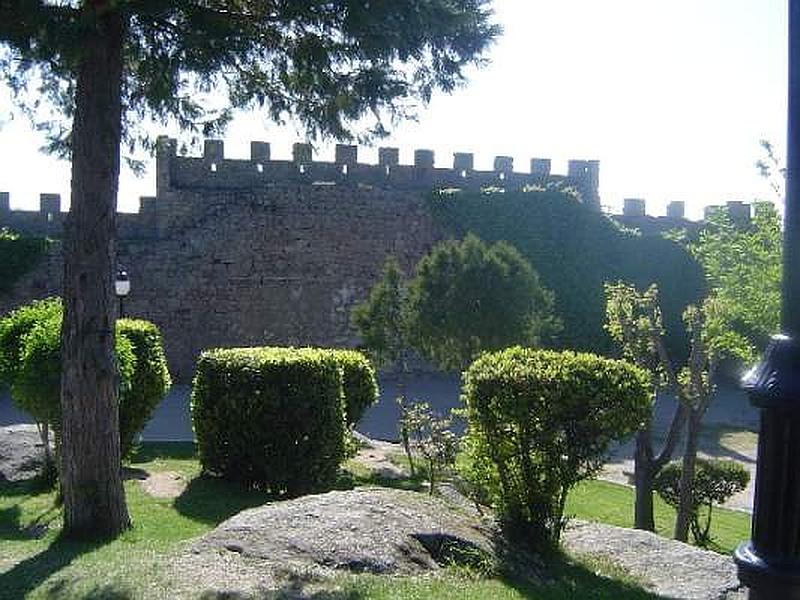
[654,459,750,547]
[688,202,781,355]
[406,234,559,371]
[399,401,459,494]
[605,282,751,542]
[351,257,416,474]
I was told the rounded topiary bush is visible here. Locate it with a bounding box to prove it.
[191,347,347,496]
[654,458,750,546]
[326,349,378,426]
[0,299,170,459]
[461,347,650,550]
[0,297,62,388]
[13,313,137,434]
[117,319,172,459]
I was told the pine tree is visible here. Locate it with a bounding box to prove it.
[0,0,498,539]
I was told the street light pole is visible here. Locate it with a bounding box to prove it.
[734,2,800,598]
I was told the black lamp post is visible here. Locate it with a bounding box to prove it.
[733,2,800,598]
[115,268,130,318]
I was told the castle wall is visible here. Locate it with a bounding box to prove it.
[1,135,715,381]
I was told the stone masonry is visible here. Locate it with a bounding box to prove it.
[0,136,744,381]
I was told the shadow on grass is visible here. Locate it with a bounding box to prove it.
[0,536,103,600]
[0,474,57,498]
[172,475,274,525]
[43,580,134,599]
[524,550,658,600]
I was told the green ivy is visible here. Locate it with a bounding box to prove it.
[0,228,49,294]
[427,189,706,359]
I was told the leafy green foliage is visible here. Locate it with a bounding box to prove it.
[689,202,781,355]
[1,2,499,156]
[351,257,409,370]
[461,347,650,550]
[654,459,750,547]
[0,297,62,387]
[12,313,136,434]
[327,348,379,427]
[116,319,172,459]
[191,347,347,495]
[0,228,49,295]
[428,189,706,359]
[0,300,167,457]
[604,282,752,541]
[407,234,559,371]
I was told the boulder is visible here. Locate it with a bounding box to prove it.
[563,521,747,600]
[0,424,46,482]
[190,487,495,575]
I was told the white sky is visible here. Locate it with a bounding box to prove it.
[0,0,788,221]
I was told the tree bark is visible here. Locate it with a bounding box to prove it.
[60,4,130,539]
[674,409,701,543]
[634,430,656,531]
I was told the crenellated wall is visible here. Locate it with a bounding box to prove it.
[0,135,748,380]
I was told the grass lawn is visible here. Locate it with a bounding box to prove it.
[0,442,749,599]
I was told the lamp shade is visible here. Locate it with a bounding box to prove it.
[115,270,131,297]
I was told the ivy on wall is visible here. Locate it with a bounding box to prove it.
[427,189,706,359]
[0,228,49,295]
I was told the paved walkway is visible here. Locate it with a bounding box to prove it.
[0,374,760,510]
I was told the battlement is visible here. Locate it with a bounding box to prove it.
[0,134,755,242]
[154,136,601,209]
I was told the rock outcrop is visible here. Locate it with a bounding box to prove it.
[0,424,45,482]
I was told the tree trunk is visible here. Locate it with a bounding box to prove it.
[60,5,130,539]
[674,409,701,543]
[634,430,656,531]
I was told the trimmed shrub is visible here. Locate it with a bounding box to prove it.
[0,300,169,459]
[13,313,137,434]
[326,349,378,426]
[117,319,172,458]
[191,347,346,495]
[0,297,62,387]
[654,458,750,547]
[462,347,650,551]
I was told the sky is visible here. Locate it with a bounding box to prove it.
[0,0,789,221]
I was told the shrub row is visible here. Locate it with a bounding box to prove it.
[0,299,171,459]
[461,346,650,551]
[191,346,377,496]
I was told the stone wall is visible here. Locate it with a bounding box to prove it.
[2,137,605,381]
[1,136,725,381]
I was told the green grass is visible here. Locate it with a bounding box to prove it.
[0,442,750,599]
[567,479,750,555]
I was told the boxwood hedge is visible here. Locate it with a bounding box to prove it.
[326,349,378,426]
[191,347,349,495]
